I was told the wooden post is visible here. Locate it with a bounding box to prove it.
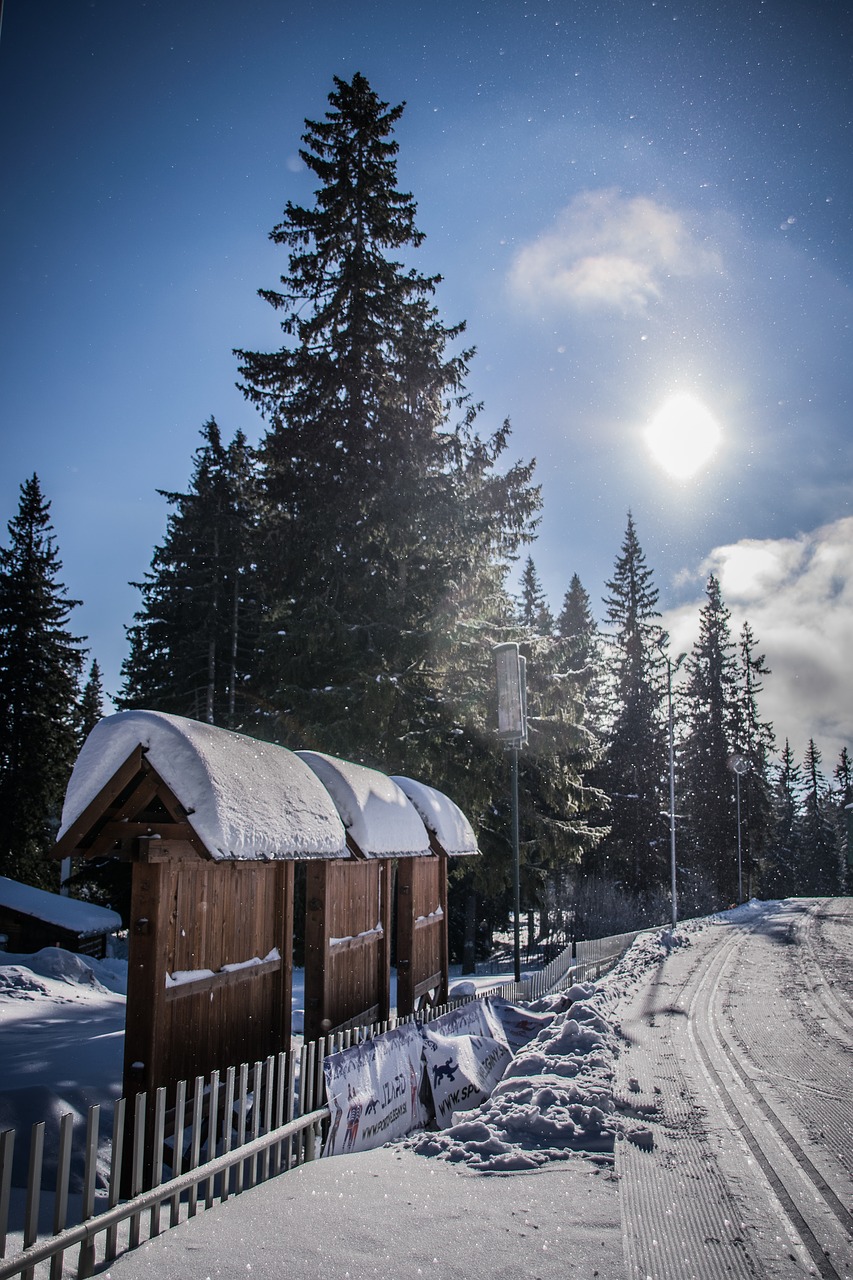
[122,840,173,1191]
[396,859,414,1017]
[437,850,449,1006]
[275,861,294,1053]
[123,844,172,1102]
[378,859,393,1024]
[303,862,330,1043]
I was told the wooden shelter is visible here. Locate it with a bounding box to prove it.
[53,711,346,1106]
[53,711,480,1104]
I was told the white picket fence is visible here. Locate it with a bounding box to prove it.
[0,929,642,1280]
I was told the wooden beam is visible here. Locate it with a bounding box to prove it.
[52,747,146,858]
[164,956,282,1002]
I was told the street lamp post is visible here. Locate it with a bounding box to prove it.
[729,754,749,903]
[494,643,528,983]
[664,652,686,931]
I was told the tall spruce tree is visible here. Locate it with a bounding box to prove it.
[731,622,775,898]
[594,515,667,899]
[120,420,258,727]
[833,747,852,891]
[234,72,539,771]
[800,739,840,894]
[79,659,106,743]
[556,572,605,740]
[517,557,553,634]
[680,575,739,908]
[762,739,802,897]
[0,476,85,887]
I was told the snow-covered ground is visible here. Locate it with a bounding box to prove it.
[3,900,852,1280]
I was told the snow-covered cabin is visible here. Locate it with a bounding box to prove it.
[53,711,479,1098]
[0,875,121,959]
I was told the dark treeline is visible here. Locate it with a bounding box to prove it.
[1,75,848,947]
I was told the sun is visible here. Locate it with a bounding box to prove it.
[645,393,722,479]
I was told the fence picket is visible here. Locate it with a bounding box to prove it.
[187,1077,204,1217]
[22,1122,44,1280]
[220,1066,235,1203]
[204,1070,220,1209]
[234,1063,248,1195]
[76,1104,100,1279]
[48,1111,73,1280]
[0,1129,14,1259]
[105,1096,125,1262]
[169,1078,186,1227]
[149,1088,167,1238]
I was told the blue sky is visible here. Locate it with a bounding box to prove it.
[1,0,851,766]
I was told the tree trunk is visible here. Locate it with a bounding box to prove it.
[462,888,477,974]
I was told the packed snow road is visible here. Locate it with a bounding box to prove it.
[103,900,853,1280]
[617,898,853,1279]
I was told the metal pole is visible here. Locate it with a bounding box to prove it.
[511,743,521,983]
[736,769,743,903]
[667,662,678,930]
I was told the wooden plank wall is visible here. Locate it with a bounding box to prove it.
[304,858,391,1042]
[123,848,293,1107]
[395,853,449,1017]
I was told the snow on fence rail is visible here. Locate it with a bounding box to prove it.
[0,930,641,1280]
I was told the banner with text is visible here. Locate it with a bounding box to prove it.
[322,1021,428,1157]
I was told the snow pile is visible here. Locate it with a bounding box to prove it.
[60,711,347,861]
[409,927,697,1171]
[0,946,129,998]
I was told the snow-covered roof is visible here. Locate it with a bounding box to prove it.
[0,876,122,937]
[58,711,347,861]
[296,752,431,858]
[390,777,479,857]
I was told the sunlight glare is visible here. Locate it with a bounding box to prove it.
[645,394,721,479]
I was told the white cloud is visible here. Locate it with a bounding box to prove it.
[508,189,723,314]
[663,518,853,770]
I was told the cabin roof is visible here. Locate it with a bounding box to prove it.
[296,751,431,858]
[58,711,347,861]
[0,875,122,936]
[57,712,480,864]
[390,776,479,856]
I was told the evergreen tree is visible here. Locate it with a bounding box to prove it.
[0,476,85,887]
[120,420,258,727]
[79,659,106,743]
[519,627,607,944]
[556,572,606,739]
[594,514,667,899]
[800,739,840,894]
[680,575,739,908]
[762,739,802,898]
[832,747,852,891]
[517,557,553,634]
[234,72,540,770]
[731,622,775,898]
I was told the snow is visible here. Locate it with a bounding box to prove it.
[297,751,431,857]
[59,711,347,861]
[0,875,122,936]
[329,923,383,947]
[390,776,479,856]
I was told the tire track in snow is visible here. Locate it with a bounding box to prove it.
[616,931,765,1279]
[690,905,853,1280]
